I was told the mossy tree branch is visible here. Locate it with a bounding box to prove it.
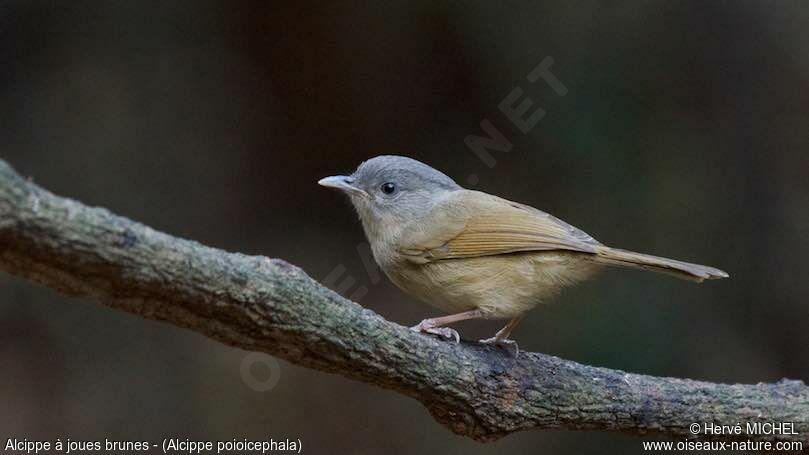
[0,158,806,447]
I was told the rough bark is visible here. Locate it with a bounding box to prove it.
[0,158,806,448]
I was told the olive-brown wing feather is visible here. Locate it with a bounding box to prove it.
[398,190,600,263]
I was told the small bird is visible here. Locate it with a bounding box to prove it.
[319,156,728,349]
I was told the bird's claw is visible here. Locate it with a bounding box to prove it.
[411,321,460,343]
[479,337,519,356]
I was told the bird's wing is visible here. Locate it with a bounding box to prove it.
[398,190,600,263]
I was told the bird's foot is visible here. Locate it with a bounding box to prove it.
[479,337,519,356]
[410,320,460,343]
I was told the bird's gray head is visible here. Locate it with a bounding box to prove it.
[318,155,461,241]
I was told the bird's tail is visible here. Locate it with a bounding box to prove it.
[592,246,729,282]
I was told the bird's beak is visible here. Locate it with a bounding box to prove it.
[318,175,369,198]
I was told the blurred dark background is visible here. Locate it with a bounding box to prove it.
[1,1,807,453]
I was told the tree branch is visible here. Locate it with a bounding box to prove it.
[0,158,806,447]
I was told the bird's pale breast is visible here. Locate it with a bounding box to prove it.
[384,251,597,318]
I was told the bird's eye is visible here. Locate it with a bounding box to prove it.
[380,182,397,195]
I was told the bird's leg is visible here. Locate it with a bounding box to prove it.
[410,309,483,343]
[479,316,523,355]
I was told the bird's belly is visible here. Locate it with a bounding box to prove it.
[385,252,596,318]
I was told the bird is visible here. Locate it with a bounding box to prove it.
[318,155,728,350]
